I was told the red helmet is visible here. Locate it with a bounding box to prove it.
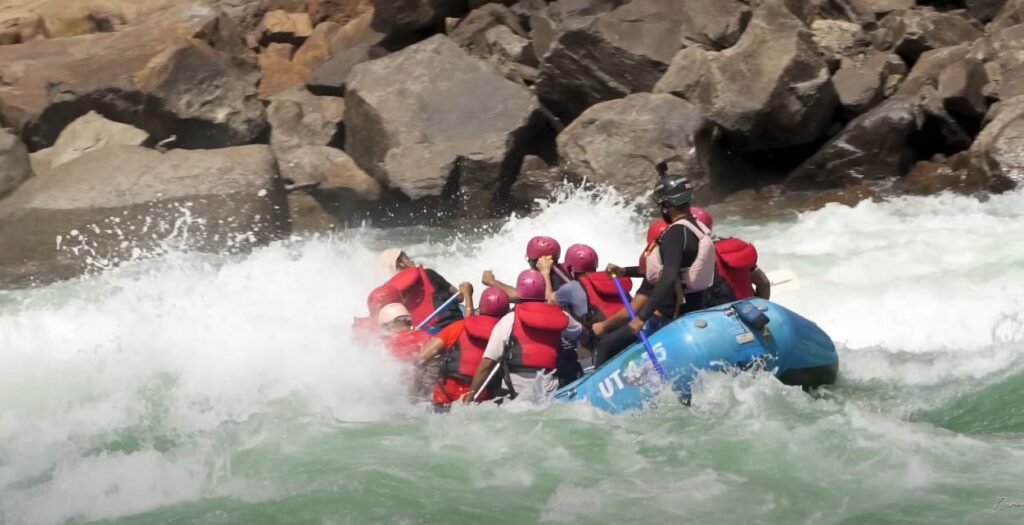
[516,270,547,301]
[691,206,713,229]
[646,219,670,244]
[478,286,511,317]
[526,236,561,261]
[367,284,401,315]
[564,244,599,273]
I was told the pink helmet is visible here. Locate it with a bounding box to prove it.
[691,206,713,229]
[478,286,511,317]
[516,270,547,301]
[646,219,670,244]
[367,284,401,315]
[526,236,561,261]
[564,244,599,273]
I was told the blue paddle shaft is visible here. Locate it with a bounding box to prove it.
[415,292,462,330]
[609,273,668,381]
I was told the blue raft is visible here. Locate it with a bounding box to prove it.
[554,298,839,413]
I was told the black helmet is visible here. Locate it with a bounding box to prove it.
[652,174,694,207]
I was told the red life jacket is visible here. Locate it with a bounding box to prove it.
[714,237,758,300]
[578,273,632,319]
[351,316,378,342]
[444,315,501,381]
[507,302,568,372]
[385,329,431,361]
[385,266,440,327]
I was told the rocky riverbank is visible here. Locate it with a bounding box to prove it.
[1,0,1022,286]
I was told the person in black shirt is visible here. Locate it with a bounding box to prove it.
[593,167,709,366]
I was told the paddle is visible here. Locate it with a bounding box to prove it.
[414,293,462,330]
[766,269,801,296]
[609,271,667,381]
[473,359,505,402]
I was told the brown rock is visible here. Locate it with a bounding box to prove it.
[287,192,341,234]
[267,86,345,152]
[897,44,971,97]
[308,0,373,24]
[371,0,466,32]
[989,0,1024,32]
[0,128,31,199]
[969,94,1024,188]
[832,51,907,116]
[30,111,149,174]
[557,93,723,198]
[449,4,527,57]
[0,12,42,44]
[938,57,989,125]
[873,8,983,64]
[811,19,870,67]
[277,145,381,199]
[654,0,837,152]
[0,145,287,287]
[292,21,341,71]
[966,0,1010,23]
[848,0,914,15]
[902,158,995,195]
[259,9,314,45]
[307,43,387,96]
[0,3,266,150]
[985,24,1024,100]
[807,184,879,209]
[258,42,312,99]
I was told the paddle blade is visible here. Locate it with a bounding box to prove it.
[767,269,801,296]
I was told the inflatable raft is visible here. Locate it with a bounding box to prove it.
[554,298,838,413]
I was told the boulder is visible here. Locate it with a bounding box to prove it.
[969,94,1024,187]
[938,57,989,125]
[811,19,870,67]
[29,111,149,174]
[901,155,1003,195]
[0,12,43,44]
[985,24,1024,100]
[677,0,751,50]
[0,3,267,150]
[832,52,907,116]
[486,25,535,65]
[0,145,288,287]
[277,145,382,199]
[806,184,880,209]
[326,7,389,53]
[371,0,466,32]
[873,9,983,64]
[258,42,313,99]
[786,96,922,189]
[292,21,342,71]
[345,35,543,204]
[897,43,971,97]
[989,0,1024,31]
[528,0,623,61]
[307,43,387,96]
[0,128,32,199]
[966,0,1009,22]
[449,4,528,57]
[535,0,688,122]
[267,87,346,153]
[557,93,721,198]
[308,0,374,24]
[3,0,186,41]
[654,0,837,152]
[512,155,565,204]
[848,0,914,15]
[258,9,314,45]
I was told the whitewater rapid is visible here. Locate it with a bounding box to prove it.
[1,187,1023,524]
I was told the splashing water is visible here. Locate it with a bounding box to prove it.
[1,186,1023,524]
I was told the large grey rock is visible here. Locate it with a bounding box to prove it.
[371,0,466,32]
[0,145,287,287]
[345,35,542,202]
[535,0,689,121]
[966,0,1009,22]
[0,3,266,150]
[277,146,382,199]
[786,96,922,189]
[969,94,1024,187]
[897,44,971,97]
[848,0,914,15]
[307,44,388,96]
[267,87,346,152]
[528,0,623,61]
[985,24,1024,100]
[677,0,751,50]
[30,112,149,174]
[832,52,907,116]
[938,56,990,125]
[449,3,528,57]
[811,19,870,67]
[557,93,722,198]
[0,128,32,199]
[873,8,983,64]
[654,0,837,151]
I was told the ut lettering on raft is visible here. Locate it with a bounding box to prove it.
[598,341,669,399]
